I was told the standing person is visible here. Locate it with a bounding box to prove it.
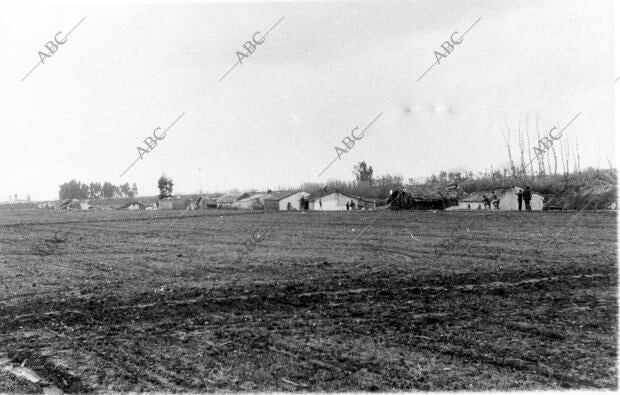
[350,200,356,210]
[319,198,322,209]
[523,186,532,211]
[346,201,350,211]
[482,195,491,210]
[516,188,523,211]
[491,193,500,210]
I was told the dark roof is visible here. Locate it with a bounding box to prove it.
[395,185,463,201]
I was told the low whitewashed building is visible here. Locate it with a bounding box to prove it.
[451,187,544,211]
[263,191,310,211]
[231,193,268,210]
[216,192,251,209]
[308,189,376,211]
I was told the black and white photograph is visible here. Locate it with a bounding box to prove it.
[0,0,617,392]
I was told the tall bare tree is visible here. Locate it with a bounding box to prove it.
[524,113,534,177]
[503,117,517,177]
[550,138,558,175]
[575,134,581,174]
[535,112,546,175]
[517,121,526,175]
[564,138,570,175]
[559,137,568,177]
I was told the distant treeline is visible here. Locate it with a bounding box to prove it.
[424,167,616,195]
[59,180,138,200]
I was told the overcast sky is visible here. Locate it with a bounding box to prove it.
[0,0,617,201]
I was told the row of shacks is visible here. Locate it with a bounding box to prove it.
[186,189,379,211]
[44,189,381,212]
[41,186,545,212]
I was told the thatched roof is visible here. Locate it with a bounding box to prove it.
[388,185,464,210]
[397,185,464,201]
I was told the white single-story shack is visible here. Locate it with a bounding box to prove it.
[216,192,251,209]
[263,191,310,211]
[231,193,269,210]
[308,189,376,211]
[450,187,544,211]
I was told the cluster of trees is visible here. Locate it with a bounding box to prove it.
[353,161,374,183]
[58,175,176,201]
[58,180,138,200]
[157,175,174,199]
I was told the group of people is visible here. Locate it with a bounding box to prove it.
[482,186,533,211]
[518,186,533,211]
[482,193,500,210]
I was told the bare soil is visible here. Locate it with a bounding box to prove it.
[0,208,616,392]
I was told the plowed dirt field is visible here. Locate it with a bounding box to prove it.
[0,208,616,392]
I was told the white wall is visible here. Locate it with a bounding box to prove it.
[450,201,484,210]
[498,191,544,211]
[453,192,544,211]
[309,192,373,211]
[278,192,310,210]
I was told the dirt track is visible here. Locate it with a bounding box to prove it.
[0,209,617,392]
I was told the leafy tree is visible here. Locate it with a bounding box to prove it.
[158,175,173,199]
[88,182,102,199]
[120,182,132,197]
[59,180,89,200]
[353,161,374,183]
[102,182,115,198]
[438,170,448,184]
[80,183,89,199]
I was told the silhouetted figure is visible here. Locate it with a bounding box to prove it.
[523,186,532,211]
[350,201,356,210]
[517,189,523,211]
[346,202,350,211]
[482,195,491,210]
[491,193,500,210]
